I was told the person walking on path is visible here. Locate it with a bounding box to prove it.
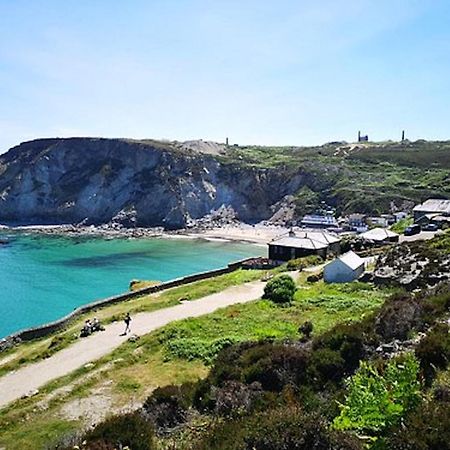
[123,312,132,334]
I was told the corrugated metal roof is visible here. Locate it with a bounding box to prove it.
[413,199,450,215]
[270,236,328,250]
[274,229,340,245]
[294,230,340,245]
[360,228,398,241]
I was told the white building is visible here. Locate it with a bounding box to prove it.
[324,251,365,283]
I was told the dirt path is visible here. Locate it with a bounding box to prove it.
[0,280,267,410]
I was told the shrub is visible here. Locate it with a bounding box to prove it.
[333,353,421,439]
[243,345,310,391]
[193,407,363,450]
[314,321,373,375]
[383,398,450,450]
[263,274,296,304]
[244,408,362,450]
[143,383,194,432]
[421,282,450,325]
[299,321,314,339]
[195,341,311,413]
[375,293,423,340]
[212,380,263,417]
[307,348,345,385]
[81,412,155,450]
[415,323,450,384]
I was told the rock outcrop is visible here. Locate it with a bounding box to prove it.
[0,138,308,229]
[373,234,450,290]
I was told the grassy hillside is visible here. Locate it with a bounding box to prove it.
[0,275,389,449]
[0,269,263,378]
[220,140,450,215]
[1,138,449,226]
[71,280,450,450]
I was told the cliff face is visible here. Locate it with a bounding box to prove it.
[3,137,448,228]
[0,138,307,228]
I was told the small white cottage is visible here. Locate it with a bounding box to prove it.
[324,251,365,283]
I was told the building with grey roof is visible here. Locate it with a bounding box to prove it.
[413,199,450,221]
[268,234,328,261]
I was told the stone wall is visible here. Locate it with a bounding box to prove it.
[1,257,257,346]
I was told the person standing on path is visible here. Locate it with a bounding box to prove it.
[124,312,132,334]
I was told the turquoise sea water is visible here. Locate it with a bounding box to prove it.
[0,233,263,338]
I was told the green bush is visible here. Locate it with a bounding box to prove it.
[314,321,373,375]
[263,275,296,304]
[242,345,309,391]
[333,354,421,439]
[307,348,345,385]
[81,412,155,450]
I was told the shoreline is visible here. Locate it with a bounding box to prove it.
[0,255,260,345]
[0,223,287,246]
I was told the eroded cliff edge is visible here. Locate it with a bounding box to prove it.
[0,138,308,228]
[1,137,449,229]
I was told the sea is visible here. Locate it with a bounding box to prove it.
[0,233,263,338]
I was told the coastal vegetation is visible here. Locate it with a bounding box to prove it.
[219,140,450,216]
[0,274,388,449]
[0,234,449,449]
[72,281,449,450]
[262,274,297,304]
[0,269,263,378]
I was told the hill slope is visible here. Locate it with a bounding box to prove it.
[0,138,449,228]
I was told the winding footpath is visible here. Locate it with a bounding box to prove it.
[0,280,267,410]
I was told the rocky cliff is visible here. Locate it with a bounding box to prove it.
[0,138,308,228]
[1,137,449,229]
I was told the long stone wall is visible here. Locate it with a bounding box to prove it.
[1,257,257,346]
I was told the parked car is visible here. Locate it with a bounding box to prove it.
[422,223,439,232]
[404,224,421,236]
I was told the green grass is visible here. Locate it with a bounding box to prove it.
[0,417,79,450]
[390,217,413,234]
[219,140,450,216]
[0,277,389,450]
[0,269,263,378]
[155,281,388,365]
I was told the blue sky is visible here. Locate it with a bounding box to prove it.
[0,0,449,152]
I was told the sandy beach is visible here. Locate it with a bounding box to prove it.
[0,223,289,245]
[183,224,289,245]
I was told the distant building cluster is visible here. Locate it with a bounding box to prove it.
[265,196,449,284]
